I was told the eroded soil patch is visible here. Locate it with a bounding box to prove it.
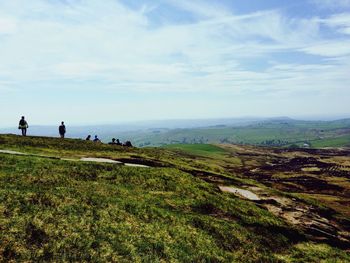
[218,185,350,249]
[219,186,260,201]
[214,146,350,250]
[115,158,167,168]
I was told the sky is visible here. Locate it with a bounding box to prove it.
[0,0,350,127]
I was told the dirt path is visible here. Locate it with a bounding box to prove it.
[0,150,27,155]
[0,149,150,168]
[80,157,123,164]
[219,186,260,201]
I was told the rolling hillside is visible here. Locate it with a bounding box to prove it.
[2,118,350,149]
[0,135,349,262]
[132,118,350,148]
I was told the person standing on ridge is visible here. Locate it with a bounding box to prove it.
[59,121,66,138]
[18,116,28,136]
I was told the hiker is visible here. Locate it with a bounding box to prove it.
[18,116,28,136]
[86,135,91,141]
[123,140,133,147]
[59,121,66,138]
[93,135,101,143]
[116,139,122,146]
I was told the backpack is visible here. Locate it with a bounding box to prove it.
[59,125,65,134]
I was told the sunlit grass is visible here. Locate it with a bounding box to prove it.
[0,134,349,262]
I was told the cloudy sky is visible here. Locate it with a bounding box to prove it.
[0,0,350,126]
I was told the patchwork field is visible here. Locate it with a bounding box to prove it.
[0,134,349,262]
[130,119,350,148]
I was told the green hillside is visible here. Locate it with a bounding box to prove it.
[164,144,228,157]
[132,119,350,148]
[0,135,349,262]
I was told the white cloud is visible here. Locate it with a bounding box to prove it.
[166,0,231,18]
[0,1,345,94]
[321,13,350,35]
[301,41,350,56]
[311,0,350,9]
[0,0,349,124]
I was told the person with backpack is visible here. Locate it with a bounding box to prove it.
[18,116,28,136]
[59,121,66,138]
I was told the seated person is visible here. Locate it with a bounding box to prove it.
[123,140,133,147]
[93,135,101,143]
[108,138,117,145]
[109,138,122,146]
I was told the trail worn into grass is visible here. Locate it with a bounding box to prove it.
[0,149,150,167]
[219,186,261,201]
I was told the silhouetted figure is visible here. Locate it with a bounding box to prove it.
[86,135,91,141]
[18,116,28,136]
[93,135,101,143]
[108,138,122,146]
[59,121,66,138]
[123,141,133,147]
[108,138,117,145]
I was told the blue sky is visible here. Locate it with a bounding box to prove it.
[0,0,350,126]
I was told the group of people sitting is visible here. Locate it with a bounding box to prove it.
[18,116,133,147]
[85,135,133,147]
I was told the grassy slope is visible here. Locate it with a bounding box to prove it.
[164,144,227,157]
[310,134,350,148]
[0,135,349,262]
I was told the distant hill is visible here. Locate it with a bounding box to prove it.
[0,117,275,141]
[1,117,350,148]
[126,118,350,148]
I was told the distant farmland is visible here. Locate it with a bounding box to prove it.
[131,119,350,148]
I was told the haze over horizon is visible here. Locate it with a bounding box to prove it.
[1,0,350,127]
